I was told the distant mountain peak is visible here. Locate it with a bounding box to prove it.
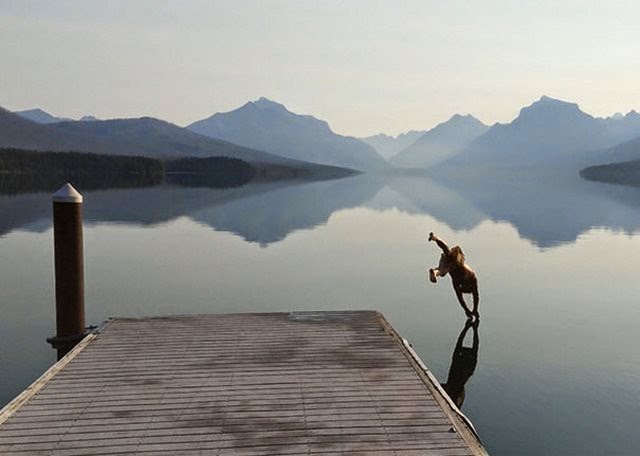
[14,108,69,124]
[389,113,489,168]
[252,97,287,111]
[188,99,386,170]
[14,108,99,124]
[23,108,49,115]
[426,114,486,133]
[360,130,426,160]
[514,95,586,125]
[536,95,575,105]
[520,95,583,114]
[448,113,483,124]
[368,133,392,140]
[534,95,578,107]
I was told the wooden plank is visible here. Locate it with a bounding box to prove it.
[0,332,98,427]
[0,311,487,455]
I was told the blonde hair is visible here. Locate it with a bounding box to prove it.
[448,246,465,268]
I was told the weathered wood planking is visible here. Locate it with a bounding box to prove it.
[0,311,487,455]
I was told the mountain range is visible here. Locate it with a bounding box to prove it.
[440,96,640,169]
[0,106,327,170]
[187,97,387,171]
[15,108,99,124]
[390,114,489,168]
[360,130,425,160]
[6,95,640,178]
[600,110,640,144]
[357,96,640,171]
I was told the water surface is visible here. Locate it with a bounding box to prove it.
[1,172,639,455]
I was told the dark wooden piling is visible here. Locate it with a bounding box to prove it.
[47,183,86,360]
[0,311,487,455]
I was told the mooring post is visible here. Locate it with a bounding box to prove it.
[47,183,86,360]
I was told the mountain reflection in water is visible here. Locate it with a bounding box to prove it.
[1,169,640,247]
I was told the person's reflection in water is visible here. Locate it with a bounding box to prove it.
[441,318,480,409]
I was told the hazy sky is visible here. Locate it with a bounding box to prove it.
[1,0,640,136]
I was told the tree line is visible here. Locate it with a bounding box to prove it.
[0,148,256,195]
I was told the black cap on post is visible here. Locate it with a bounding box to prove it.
[47,183,87,360]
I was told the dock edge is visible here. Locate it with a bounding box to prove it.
[0,320,111,426]
[375,311,489,456]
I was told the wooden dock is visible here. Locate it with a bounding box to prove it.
[0,311,487,455]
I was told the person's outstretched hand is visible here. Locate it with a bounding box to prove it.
[428,232,435,242]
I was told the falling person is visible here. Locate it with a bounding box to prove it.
[427,232,479,319]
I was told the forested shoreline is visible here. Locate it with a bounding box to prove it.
[0,148,164,194]
[165,156,256,188]
[580,160,640,187]
[0,148,257,195]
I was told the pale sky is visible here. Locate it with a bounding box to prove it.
[1,0,640,137]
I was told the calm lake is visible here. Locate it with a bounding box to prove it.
[1,170,639,455]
